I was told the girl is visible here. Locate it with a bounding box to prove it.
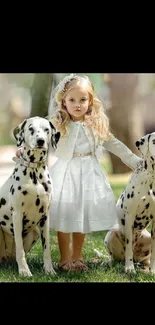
[47,74,142,272]
[16,74,141,273]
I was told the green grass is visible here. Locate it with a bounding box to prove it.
[0,178,155,282]
[1,228,155,282]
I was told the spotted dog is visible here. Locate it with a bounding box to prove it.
[0,116,60,277]
[104,132,155,273]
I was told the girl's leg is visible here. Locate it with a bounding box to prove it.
[57,231,73,271]
[72,233,88,272]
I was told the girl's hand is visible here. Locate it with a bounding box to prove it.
[16,147,24,158]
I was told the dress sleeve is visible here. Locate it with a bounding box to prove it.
[103,136,142,170]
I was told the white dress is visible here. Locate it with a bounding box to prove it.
[49,122,118,233]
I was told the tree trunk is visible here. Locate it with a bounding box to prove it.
[105,73,143,174]
[30,73,54,117]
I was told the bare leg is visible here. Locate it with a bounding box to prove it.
[57,231,73,271]
[72,233,88,272]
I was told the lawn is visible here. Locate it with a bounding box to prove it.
[1,167,155,283]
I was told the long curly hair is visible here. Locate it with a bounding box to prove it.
[50,75,112,141]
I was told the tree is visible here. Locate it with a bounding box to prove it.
[104,74,144,174]
[30,74,55,117]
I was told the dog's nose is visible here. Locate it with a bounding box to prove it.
[37,138,45,147]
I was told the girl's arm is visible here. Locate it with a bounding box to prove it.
[103,136,142,170]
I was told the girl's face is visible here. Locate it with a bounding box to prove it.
[63,87,90,121]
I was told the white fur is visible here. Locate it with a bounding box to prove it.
[105,132,155,273]
[0,117,58,277]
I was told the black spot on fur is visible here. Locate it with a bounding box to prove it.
[23,219,29,225]
[0,198,6,205]
[30,155,35,162]
[127,194,130,199]
[144,161,147,170]
[126,239,129,244]
[16,177,20,181]
[42,182,48,192]
[39,215,47,227]
[22,191,28,195]
[36,198,40,206]
[32,171,37,185]
[18,186,21,190]
[27,150,30,156]
[47,180,51,184]
[134,221,138,228]
[41,232,45,247]
[3,215,9,220]
[39,174,43,179]
[11,188,15,195]
[1,221,6,226]
[10,228,14,235]
[23,168,27,176]
[39,206,44,213]
[121,218,125,226]
[145,203,150,209]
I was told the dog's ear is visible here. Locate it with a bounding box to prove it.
[49,121,60,150]
[135,134,151,157]
[13,119,27,147]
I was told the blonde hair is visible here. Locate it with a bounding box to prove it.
[50,75,112,141]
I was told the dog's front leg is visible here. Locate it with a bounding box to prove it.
[13,212,32,277]
[124,213,135,273]
[39,214,56,275]
[150,219,155,273]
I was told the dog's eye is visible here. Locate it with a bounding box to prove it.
[29,127,34,135]
[152,140,155,145]
[44,128,49,134]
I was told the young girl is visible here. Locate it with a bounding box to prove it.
[16,74,141,273]
[47,74,142,272]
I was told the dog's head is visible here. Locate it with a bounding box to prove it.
[13,116,60,150]
[135,132,155,157]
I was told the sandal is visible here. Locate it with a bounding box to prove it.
[58,260,74,272]
[72,260,88,272]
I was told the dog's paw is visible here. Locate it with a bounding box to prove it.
[125,264,135,273]
[19,268,32,277]
[44,262,56,275]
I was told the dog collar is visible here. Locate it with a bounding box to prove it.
[12,156,47,169]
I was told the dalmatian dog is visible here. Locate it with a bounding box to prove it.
[0,116,60,277]
[104,132,155,273]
